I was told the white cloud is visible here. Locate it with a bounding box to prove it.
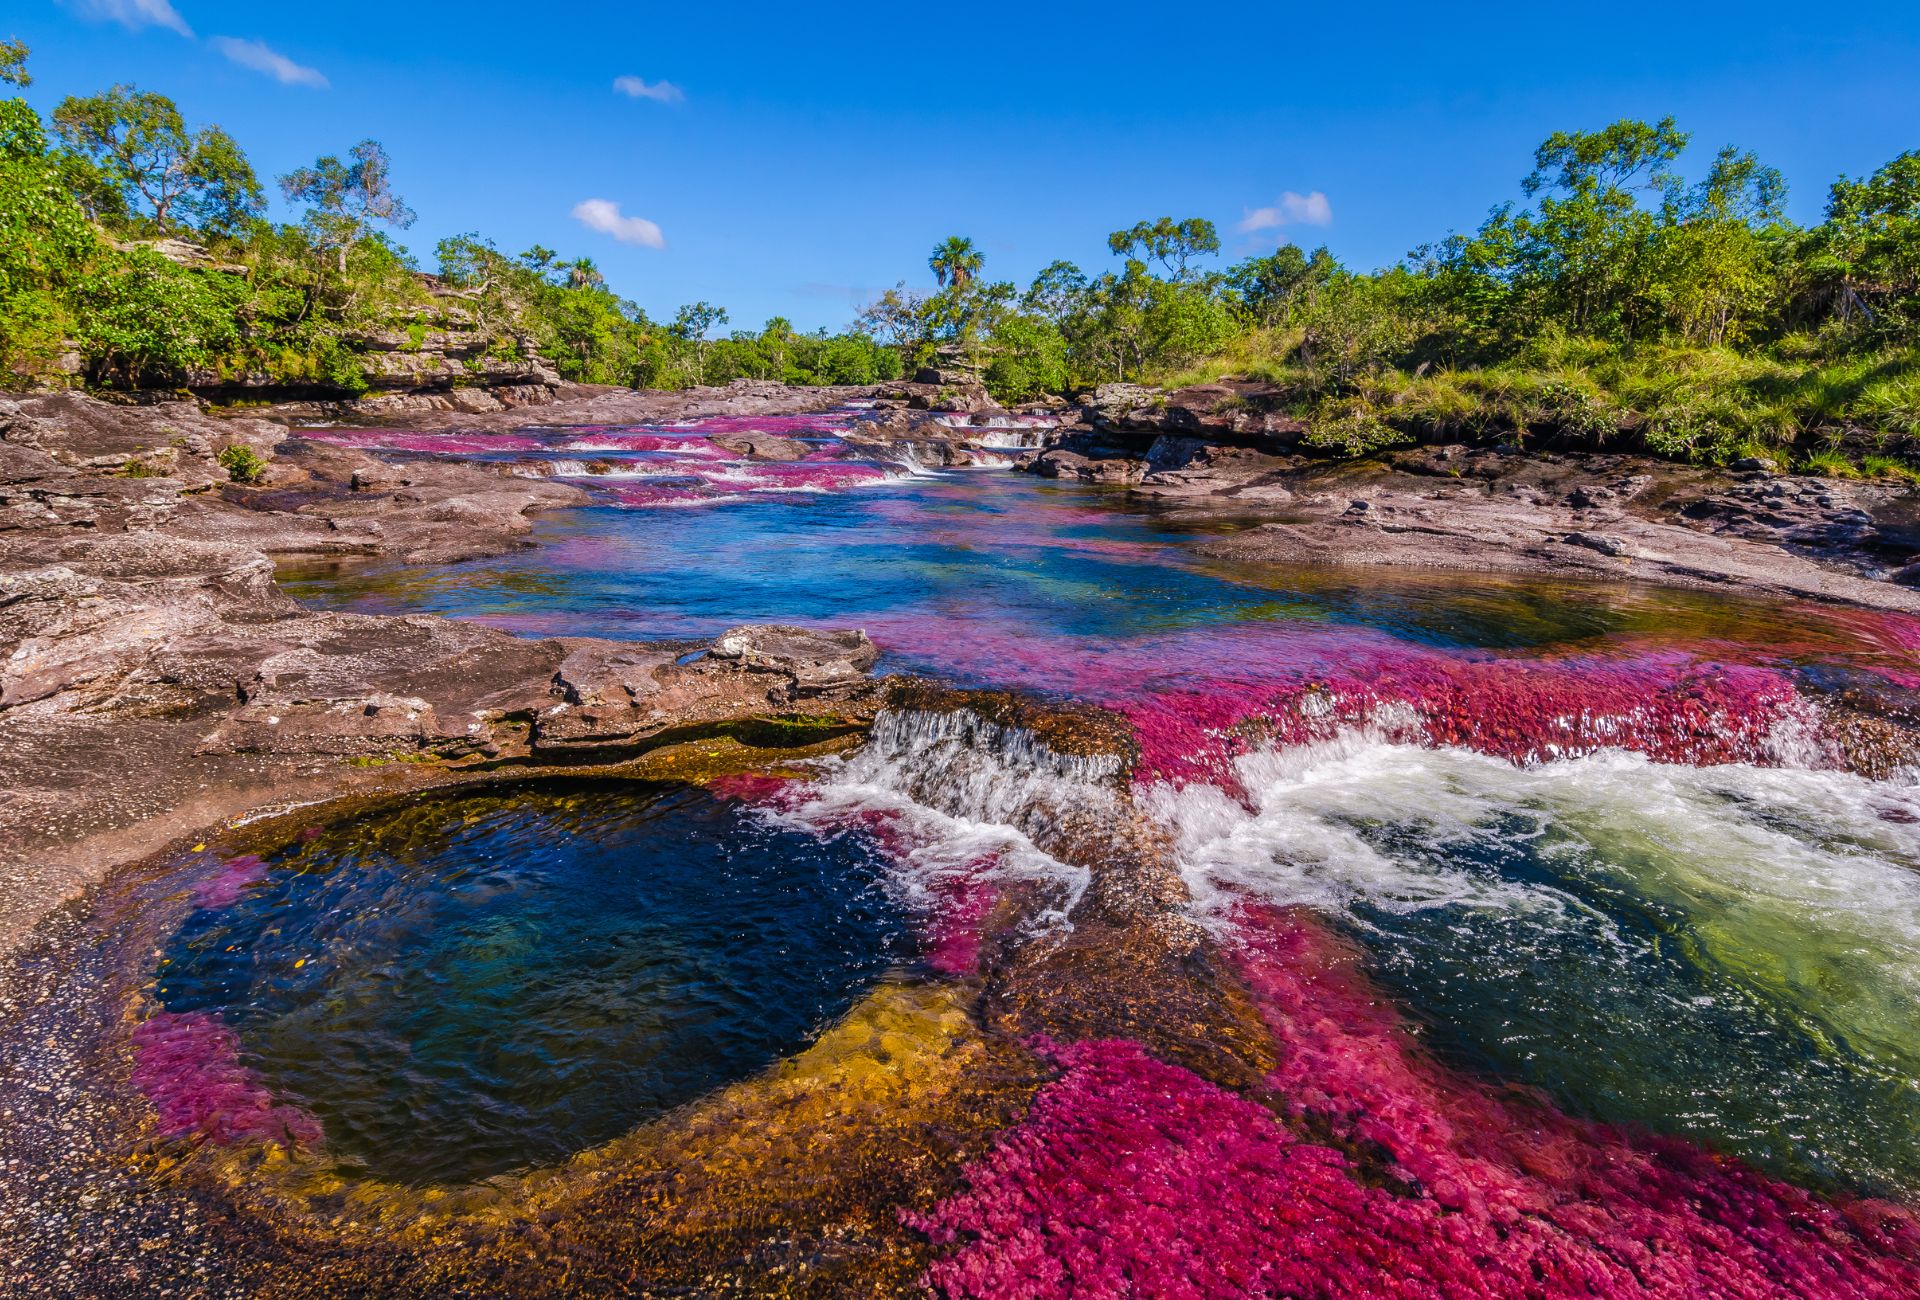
[612,75,685,104]
[571,199,665,249]
[65,0,193,37]
[1239,191,1333,232]
[211,37,329,88]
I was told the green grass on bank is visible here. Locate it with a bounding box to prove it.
[1157,330,1920,473]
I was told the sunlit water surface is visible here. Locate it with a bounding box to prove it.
[268,451,1920,1198]
[155,781,908,1184]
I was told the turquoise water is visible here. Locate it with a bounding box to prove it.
[155,781,908,1184]
[264,430,1920,1200]
[278,471,1915,680]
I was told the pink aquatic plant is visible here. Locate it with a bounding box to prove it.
[919,870,1000,979]
[130,1010,321,1147]
[909,908,1920,1296]
[843,615,1830,785]
[1119,646,1812,788]
[188,853,265,910]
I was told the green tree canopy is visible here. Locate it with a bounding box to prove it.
[1107,217,1220,282]
[0,38,30,89]
[929,236,983,291]
[1,53,99,372]
[1224,244,1340,326]
[280,140,416,271]
[1817,150,1920,333]
[52,86,262,235]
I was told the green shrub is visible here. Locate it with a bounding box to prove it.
[1301,396,1412,457]
[73,248,243,387]
[217,443,266,483]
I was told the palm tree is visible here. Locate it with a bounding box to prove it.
[929,236,983,291]
[566,257,605,290]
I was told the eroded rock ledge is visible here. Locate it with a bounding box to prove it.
[1005,383,1920,610]
[0,389,889,955]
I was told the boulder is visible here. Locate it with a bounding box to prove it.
[711,432,812,461]
[531,626,880,757]
[1028,449,1150,486]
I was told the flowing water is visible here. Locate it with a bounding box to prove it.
[95,409,1920,1289]
[274,418,1920,1199]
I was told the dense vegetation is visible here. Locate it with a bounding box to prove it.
[4,34,1917,468]
[895,119,1920,468]
[0,43,897,397]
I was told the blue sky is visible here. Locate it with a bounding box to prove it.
[12,1,1920,331]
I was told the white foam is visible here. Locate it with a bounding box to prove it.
[1150,734,1920,1048]
[765,707,1102,929]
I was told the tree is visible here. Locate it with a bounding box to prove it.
[565,257,604,290]
[1022,260,1089,322]
[1434,118,1696,342]
[1653,147,1788,346]
[670,301,728,382]
[929,236,983,291]
[1,54,98,372]
[0,38,30,89]
[1224,244,1340,326]
[983,313,1068,401]
[855,282,933,371]
[1060,258,1235,383]
[1816,150,1920,339]
[1107,217,1220,282]
[52,86,263,234]
[1523,117,1690,199]
[280,140,416,273]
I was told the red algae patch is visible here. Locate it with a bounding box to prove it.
[852,618,1831,788]
[1121,645,1815,789]
[913,1007,1920,1296]
[186,852,265,910]
[131,1010,322,1147]
[1239,904,1920,1296]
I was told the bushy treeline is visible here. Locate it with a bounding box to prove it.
[886,119,1920,465]
[6,31,1916,465]
[0,42,896,395]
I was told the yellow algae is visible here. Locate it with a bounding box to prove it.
[132,979,1041,1295]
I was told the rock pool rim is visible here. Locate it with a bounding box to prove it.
[146,774,918,1186]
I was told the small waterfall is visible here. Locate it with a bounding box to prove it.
[888,444,944,479]
[972,428,1048,450]
[762,705,1117,927]
[867,707,1125,787]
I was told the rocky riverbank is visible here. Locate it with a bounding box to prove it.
[7,377,1920,955]
[0,387,894,954]
[1016,381,1920,610]
[10,381,1920,1297]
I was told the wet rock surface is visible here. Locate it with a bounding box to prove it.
[997,382,1920,602]
[8,383,1920,1297]
[0,389,893,956]
[1192,451,1920,610]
